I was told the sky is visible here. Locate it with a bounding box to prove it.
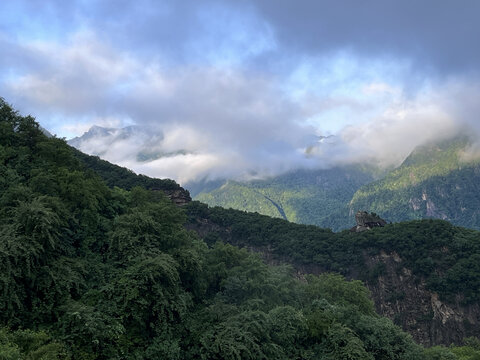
[2,0,480,184]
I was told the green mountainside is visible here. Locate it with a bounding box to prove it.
[193,136,480,232]
[194,165,379,231]
[186,202,480,347]
[350,136,480,228]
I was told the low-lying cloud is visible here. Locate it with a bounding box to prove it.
[68,75,480,184]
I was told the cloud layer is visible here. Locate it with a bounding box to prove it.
[2,1,480,183]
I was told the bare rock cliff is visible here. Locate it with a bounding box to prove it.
[361,251,480,346]
[351,211,387,232]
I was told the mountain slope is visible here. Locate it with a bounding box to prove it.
[194,135,480,232]
[194,165,379,231]
[350,136,480,229]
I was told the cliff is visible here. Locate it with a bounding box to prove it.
[361,250,480,346]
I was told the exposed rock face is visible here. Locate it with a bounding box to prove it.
[362,251,480,346]
[351,211,387,232]
[161,188,192,206]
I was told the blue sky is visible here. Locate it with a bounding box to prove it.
[2,0,480,182]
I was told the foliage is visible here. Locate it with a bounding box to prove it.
[0,327,69,359]
[186,202,480,304]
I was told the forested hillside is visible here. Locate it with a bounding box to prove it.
[186,202,480,346]
[0,100,446,358]
[349,137,480,229]
[193,166,378,231]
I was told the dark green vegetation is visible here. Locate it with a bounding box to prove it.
[424,338,480,360]
[193,166,378,231]
[193,136,480,232]
[186,202,480,306]
[71,148,180,191]
[0,99,436,358]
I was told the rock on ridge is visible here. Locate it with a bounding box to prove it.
[351,211,387,232]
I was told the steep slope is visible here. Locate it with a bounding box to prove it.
[186,202,480,346]
[70,147,192,205]
[194,165,379,231]
[195,135,480,232]
[350,136,480,229]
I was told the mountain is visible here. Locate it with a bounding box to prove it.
[68,125,189,163]
[193,135,480,232]
[68,124,147,150]
[349,136,480,229]
[67,123,480,234]
[192,165,383,231]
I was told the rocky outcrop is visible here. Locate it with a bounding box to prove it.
[350,211,387,232]
[161,188,192,206]
[361,251,480,346]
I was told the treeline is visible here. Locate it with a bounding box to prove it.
[72,148,181,191]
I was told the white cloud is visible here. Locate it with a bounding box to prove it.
[4,30,480,184]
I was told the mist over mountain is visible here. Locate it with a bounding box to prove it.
[68,125,169,162]
[68,125,347,184]
[68,116,477,189]
[189,135,480,232]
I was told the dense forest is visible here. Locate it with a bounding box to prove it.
[1,98,480,359]
[185,203,480,305]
